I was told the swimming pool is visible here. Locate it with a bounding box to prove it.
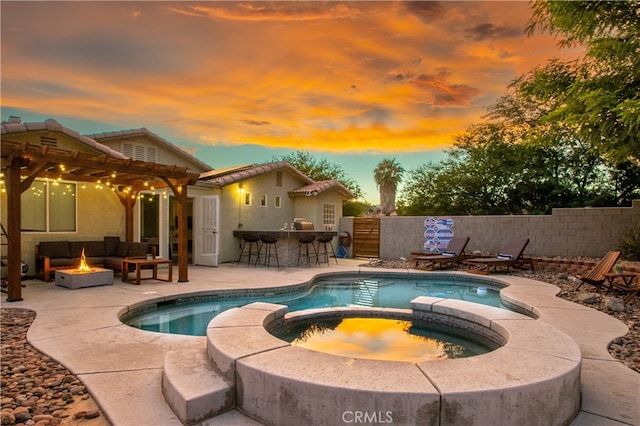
[122,272,507,336]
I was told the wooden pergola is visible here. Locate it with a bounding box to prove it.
[1,140,200,301]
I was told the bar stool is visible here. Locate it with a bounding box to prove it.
[297,234,319,267]
[238,233,260,265]
[317,234,338,265]
[255,234,279,268]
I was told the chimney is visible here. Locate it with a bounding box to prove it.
[8,116,22,124]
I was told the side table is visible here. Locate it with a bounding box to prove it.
[122,258,172,285]
[603,272,638,302]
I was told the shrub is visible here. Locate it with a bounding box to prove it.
[619,225,640,260]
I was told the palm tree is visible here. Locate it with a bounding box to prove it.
[373,158,404,216]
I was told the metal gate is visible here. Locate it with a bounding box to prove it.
[352,218,380,258]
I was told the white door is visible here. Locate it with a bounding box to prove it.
[195,195,219,266]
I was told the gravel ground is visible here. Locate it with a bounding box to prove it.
[1,309,109,426]
[1,262,637,426]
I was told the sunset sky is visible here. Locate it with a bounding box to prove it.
[1,1,582,202]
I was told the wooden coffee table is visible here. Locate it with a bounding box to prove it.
[122,258,172,285]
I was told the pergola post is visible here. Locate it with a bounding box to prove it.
[115,191,138,242]
[175,184,189,282]
[5,157,24,301]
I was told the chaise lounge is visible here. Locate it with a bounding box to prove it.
[574,251,621,291]
[465,237,532,275]
[412,235,470,271]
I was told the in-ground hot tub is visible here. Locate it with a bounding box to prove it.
[189,297,582,426]
[269,311,501,362]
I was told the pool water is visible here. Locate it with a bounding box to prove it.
[271,317,496,362]
[123,275,503,336]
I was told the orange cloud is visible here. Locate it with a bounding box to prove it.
[1,1,583,159]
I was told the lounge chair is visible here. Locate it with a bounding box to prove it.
[412,235,470,271]
[574,251,621,291]
[465,238,531,275]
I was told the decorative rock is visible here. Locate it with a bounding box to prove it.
[580,293,599,304]
[13,406,32,422]
[605,297,626,313]
[69,385,85,395]
[84,411,100,419]
[32,414,55,424]
[0,412,15,425]
[73,411,87,419]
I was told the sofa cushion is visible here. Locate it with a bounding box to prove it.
[127,242,150,257]
[39,241,70,259]
[86,256,106,266]
[49,257,76,267]
[104,236,121,256]
[69,241,106,258]
[115,242,130,258]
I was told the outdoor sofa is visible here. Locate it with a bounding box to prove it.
[35,237,154,282]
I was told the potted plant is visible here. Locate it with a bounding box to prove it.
[613,263,624,274]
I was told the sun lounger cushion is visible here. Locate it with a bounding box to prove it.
[442,252,456,257]
[497,254,513,260]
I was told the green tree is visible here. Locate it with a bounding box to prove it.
[274,151,362,198]
[373,158,404,216]
[526,0,640,161]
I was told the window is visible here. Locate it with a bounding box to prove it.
[274,196,281,208]
[276,171,283,186]
[260,194,267,207]
[121,142,157,162]
[244,193,252,206]
[323,203,336,229]
[21,179,76,232]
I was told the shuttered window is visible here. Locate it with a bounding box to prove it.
[122,142,157,162]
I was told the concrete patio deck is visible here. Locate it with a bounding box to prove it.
[4,260,639,426]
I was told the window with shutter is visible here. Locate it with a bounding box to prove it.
[122,143,134,158]
[147,147,157,163]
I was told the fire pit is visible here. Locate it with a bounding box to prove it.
[54,248,114,289]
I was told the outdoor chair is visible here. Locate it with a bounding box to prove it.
[317,234,338,265]
[574,251,621,291]
[238,233,260,265]
[297,234,319,267]
[255,234,280,268]
[412,235,470,271]
[465,237,532,275]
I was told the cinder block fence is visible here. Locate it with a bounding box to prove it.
[340,200,639,266]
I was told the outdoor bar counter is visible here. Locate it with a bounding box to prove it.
[233,230,337,267]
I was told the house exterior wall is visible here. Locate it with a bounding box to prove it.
[294,192,344,230]
[217,171,301,263]
[340,200,640,259]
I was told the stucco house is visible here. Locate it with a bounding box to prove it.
[1,117,355,283]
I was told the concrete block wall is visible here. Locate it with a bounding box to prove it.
[341,200,639,259]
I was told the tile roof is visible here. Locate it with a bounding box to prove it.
[200,161,314,187]
[1,118,127,159]
[289,179,355,199]
[86,127,213,172]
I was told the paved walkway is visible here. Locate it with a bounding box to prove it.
[4,261,639,426]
